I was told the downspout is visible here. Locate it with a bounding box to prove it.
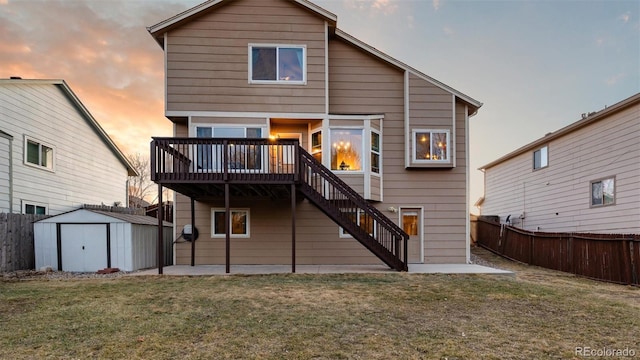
[8,136,13,213]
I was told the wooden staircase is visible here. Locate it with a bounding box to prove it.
[297,147,408,271]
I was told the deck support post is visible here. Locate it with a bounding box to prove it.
[225,183,230,274]
[291,183,296,273]
[190,197,196,267]
[157,183,164,275]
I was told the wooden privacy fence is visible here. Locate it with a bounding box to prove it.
[476,218,640,286]
[0,214,48,272]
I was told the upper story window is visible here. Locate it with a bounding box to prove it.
[412,129,450,163]
[533,146,548,170]
[591,177,615,207]
[249,44,306,84]
[330,129,363,171]
[24,136,54,171]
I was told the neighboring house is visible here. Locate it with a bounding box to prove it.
[0,78,137,215]
[147,0,482,271]
[479,93,640,234]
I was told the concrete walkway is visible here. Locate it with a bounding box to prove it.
[129,263,513,276]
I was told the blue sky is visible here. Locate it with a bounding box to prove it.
[1,0,638,210]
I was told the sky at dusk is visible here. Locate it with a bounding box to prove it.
[1,0,638,211]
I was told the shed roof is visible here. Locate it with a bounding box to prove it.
[36,208,172,227]
[479,92,640,170]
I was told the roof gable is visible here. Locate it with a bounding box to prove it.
[148,0,337,47]
[0,79,137,176]
[148,0,482,115]
[480,92,640,170]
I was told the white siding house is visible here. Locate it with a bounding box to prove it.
[479,93,640,234]
[0,78,136,215]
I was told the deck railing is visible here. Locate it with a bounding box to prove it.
[150,137,408,271]
[151,137,299,183]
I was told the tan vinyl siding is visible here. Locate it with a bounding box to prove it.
[482,102,640,233]
[174,198,379,265]
[409,73,453,127]
[166,0,326,113]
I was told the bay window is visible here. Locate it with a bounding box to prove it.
[330,129,363,171]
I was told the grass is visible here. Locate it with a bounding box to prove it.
[1,250,639,359]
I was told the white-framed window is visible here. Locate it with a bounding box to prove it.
[195,126,264,171]
[249,44,306,84]
[211,208,250,238]
[533,146,548,170]
[311,130,322,163]
[339,209,376,238]
[24,136,54,171]
[22,201,47,215]
[590,177,615,207]
[330,128,363,171]
[412,129,450,163]
[371,130,380,174]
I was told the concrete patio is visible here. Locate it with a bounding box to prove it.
[129,263,514,276]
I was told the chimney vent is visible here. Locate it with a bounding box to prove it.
[10,76,22,80]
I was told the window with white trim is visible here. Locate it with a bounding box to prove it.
[211,209,250,237]
[339,209,376,238]
[590,177,615,207]
[195,126,263,171]
[24,137,53,170]
[533,146,548,170]
[330,129,363,171]
[412,129,450,163]
[24,203,47,215]
[311,131,322,163]
[249,45,306,84]
[371,131,380,174]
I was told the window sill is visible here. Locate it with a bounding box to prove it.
[24,162,55,173]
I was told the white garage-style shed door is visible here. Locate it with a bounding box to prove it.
[60,224,109,272]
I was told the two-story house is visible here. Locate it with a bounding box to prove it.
[0,78,136,215]
[147,0,482,272]
[479,93,640,234]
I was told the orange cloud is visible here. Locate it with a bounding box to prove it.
[0,0,190,157]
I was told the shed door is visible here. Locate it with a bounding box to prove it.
[61,224,108,272]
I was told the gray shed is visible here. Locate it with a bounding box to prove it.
[34,209,172,272]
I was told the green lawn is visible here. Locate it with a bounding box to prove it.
[1,258,638,359]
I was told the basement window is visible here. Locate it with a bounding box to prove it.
[212,209,250,238]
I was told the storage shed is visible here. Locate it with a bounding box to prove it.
[34,209,173,272]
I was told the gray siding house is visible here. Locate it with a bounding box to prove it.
[147,0,482,270]
[0,78,136,215]
[479,93,640,234]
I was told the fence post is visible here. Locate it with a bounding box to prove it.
[629,241,638,286]
[621,239,633,285]
[568,235,574,275]
[528,234,534,265]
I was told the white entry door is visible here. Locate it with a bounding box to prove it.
[401,208,423,263]
[60,224,108,272]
